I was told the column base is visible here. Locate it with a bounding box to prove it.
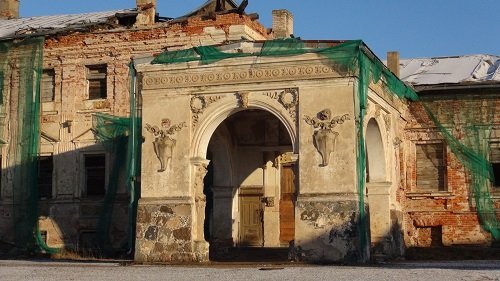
[193,240,210,262]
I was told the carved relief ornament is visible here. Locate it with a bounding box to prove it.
[145,118,187,172]
[265,88,298,122]
[236,92,249,108]
[303,109,350,167]
[190,95,223,128]
[143,64,340,90]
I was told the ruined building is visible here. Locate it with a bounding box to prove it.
[0,0,498,263]
[400,55,500,254]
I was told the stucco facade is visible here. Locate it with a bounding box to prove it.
[0,0,498,263]
[133,44,407,262]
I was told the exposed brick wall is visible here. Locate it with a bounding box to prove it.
[403,95,500,248]
[0,12,269,253]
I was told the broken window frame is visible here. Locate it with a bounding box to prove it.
[489,142,500,189]
[40,68,55,103]
[83,153,107,197]
[37,154,54,199]
[415,142,447,192]
[86,64,107,100]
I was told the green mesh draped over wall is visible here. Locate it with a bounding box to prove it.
[152,38,499,253]
[0,37,141,254]
[92,113,128,251]
[422,99,499,240]
[0,37,56,253]
[91,63,141,253]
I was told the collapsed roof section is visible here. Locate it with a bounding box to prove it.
[400,55,500,90]
[0,0,254,40]
[0,9,140,39]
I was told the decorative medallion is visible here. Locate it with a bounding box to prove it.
[265,88,299,122]
[190,95,223,128]
[304,109,350,167]
[278,88,298,109]
[145,118,187,172]
[190,96,207,114]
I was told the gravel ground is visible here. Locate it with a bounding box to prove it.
[0,260,499,281]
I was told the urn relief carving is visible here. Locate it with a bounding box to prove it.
[145,118,187,172]
[304,109,350,167]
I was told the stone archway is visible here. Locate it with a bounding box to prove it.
[191,97,297,261]
[365,118,394,258]
[191,98,298,160]
[366,118,386,183]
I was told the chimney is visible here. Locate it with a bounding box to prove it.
[135,0,156,27]
[0,0,19,19]
[387,51,400,78]
[272,9,294,39]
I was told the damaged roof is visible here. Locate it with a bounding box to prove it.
[0,1,246,40]
[0,9,137,39]
[400,54,500,87]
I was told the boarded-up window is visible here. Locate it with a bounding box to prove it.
[490,143,500,188]
[38,155,53,199]
[416,143,446,191]
[41,69,55,102]
[86,65,107,100]
[84,154,106,196]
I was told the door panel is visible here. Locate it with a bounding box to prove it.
[280,165,295,244]
[239,194,263,246]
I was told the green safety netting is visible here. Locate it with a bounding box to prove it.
[91,63,141,253]
[0,36,141,255]
[152,38,499,254]
[422,100,499,240]
[0,37,58,253]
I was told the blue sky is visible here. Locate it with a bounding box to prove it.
[20,0,500,59]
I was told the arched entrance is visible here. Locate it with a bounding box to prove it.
[365,118,395,257]
[366,118,386,183]
[204,109,295,261]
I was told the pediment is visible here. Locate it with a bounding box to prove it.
[71,128,97,142]
[41,130,60,143]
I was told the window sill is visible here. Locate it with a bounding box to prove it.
[490,191,500,200]
[406,191,453,198]
[79,99,110,112]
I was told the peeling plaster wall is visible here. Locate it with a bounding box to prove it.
[0,13,269,252]
[136,52,392,263]
[295,199,362,262]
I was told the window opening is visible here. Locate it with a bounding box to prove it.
[38,155,53,199]
[41,69,55,102]
[84,154,106,196]
[86,65,107,100]
[416,143,446,191]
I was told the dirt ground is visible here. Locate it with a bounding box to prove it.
[0,260,499,281]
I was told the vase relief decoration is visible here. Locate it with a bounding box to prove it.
[304,109,350,167]
[145,118,187,172]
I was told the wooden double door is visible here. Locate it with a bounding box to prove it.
[238,165,296,247]
[239,187,263,246]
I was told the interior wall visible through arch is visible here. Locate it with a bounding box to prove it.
[205,109,294,252]
[366,118,386,183]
